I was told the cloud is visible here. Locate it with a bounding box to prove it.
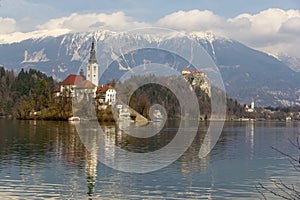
[0,11,149,44]
[0,8,300,58]
[156,8,300,57]
[157,10,223,32]
[0,17,17,34]
[225,8,300,57]
[37,12,149,32]
[226,9,300,42]
[280,17,300,35]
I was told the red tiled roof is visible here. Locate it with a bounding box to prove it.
[191,70,203,74]
[182,68,191,72]
[97,85,113,93]
[61,74,84,85]
[54,86,61,92]
[182,68,192,74]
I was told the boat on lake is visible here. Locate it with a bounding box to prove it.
[153,110,163,122]
[68,116,81,121]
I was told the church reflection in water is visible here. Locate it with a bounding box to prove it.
[245,121,255,160]
[1,119,298,199]
[82,124,121,198]
[69,120,212,198]
[85,129,98,198]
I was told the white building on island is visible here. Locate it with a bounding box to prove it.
[96,85,117,105]
[245,99,255,112]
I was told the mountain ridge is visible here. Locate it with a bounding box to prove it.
[0,30,299,106]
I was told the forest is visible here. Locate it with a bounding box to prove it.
[0,67,57,119]
[115,75,247,120]
[1,67,299,121]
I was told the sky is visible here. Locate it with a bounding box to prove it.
[0,0,300,57]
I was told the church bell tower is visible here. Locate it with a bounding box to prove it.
[86,40,98,86]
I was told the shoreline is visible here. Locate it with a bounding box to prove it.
[0,116,297,123]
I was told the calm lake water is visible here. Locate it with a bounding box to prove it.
[0,119,299,199]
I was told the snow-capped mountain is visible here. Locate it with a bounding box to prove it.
[278,55,300,72]
[0,30,299,106]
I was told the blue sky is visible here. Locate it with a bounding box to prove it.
[0,0,299,57]
[1,0,299,21]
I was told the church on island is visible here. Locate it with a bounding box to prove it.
[54,40,116,106]
[244,99,255,113]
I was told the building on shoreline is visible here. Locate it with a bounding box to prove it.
[54,41,116,109]
[96,85,116,106]
[54,74,85,98]
[245,99,255,112]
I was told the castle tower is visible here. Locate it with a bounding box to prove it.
[86,40,98,86]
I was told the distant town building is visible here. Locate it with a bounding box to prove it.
[245,99,255,112]
[251,99,255,110]
[182,68,192,75]
[96,85,116,105]
[86,40,98,86]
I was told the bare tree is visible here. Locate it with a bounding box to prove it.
[256,137,300,199]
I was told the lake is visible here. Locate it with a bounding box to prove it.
[0,119,299,199]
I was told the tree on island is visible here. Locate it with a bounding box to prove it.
[0,67,57,119]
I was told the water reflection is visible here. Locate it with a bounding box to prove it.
[245,121,255,159]
[85,135,98,198]
[0,119,299,199]
[0,119,91,198]
[178,123,209,174]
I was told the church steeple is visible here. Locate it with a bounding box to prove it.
[89,40,97,64]
[86,39,99,86]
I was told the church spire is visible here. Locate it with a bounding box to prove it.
[89,40,97,64]
[86,40,99,86]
